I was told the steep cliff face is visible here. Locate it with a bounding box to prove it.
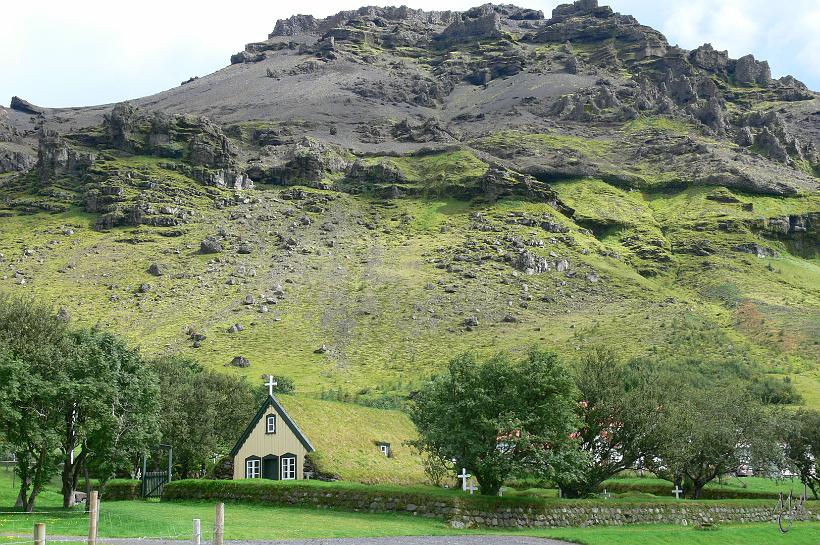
[0,1,818,407]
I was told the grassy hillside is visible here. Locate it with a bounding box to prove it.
[1,175,816,401]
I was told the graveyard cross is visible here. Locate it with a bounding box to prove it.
[458,468,471,492]
[673,485,684,499]
[265,375,278,397]
[466,480,478,495]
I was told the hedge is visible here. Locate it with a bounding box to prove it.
[162,478,790,510]
[599,481,780,500]
[100,479,141,501]
[163,478,516,510]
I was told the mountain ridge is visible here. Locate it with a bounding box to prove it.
[0,0,817,419]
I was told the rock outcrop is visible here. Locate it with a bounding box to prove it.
[10,96,45,115]
[734,54,771,85]
[37,129,96,182]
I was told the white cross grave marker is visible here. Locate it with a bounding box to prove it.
[673,485,683,499]
[466,479,478,495]
[265,375,278,397]
[458,468,471,492]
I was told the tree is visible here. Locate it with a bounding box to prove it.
[783,410,820,499]
[0,295,72,512]
[556,350,664,498]
[151,356,258,478]
[646,382,780,499]
[410,349,583,495]
[0,296,161,510]
[60,328,160,507]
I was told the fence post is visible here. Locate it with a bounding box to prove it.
[193,518,201,545]
[214,503,224,545]
[87,490,98,545]
[34,523,45,545]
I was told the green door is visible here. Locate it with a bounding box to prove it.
[262,455,279,480]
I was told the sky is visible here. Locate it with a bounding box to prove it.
[2,0,818,108]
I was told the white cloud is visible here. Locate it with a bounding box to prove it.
[1,0,816,107]
[660,0,758,58]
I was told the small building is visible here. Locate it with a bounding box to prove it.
[230,385,314,481]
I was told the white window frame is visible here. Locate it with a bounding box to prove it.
[266,414,276,434]
[246,458,261,479]
[379,444,390,457]
[281,456,296,480]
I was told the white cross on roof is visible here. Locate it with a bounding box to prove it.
[265,375,278,397]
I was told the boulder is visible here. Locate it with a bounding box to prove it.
[230,356,251,368]
[148,263,167,276]
[56,306,71,321]
[200,238,224,254]
[733,243,776,258]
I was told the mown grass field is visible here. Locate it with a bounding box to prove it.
[1,472,817,544]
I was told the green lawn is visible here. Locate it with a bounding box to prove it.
[1,500,818,544]
[528,523,820,545]
[1,470,817,544]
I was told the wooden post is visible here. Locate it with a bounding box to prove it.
[192,518,201,545]
[34,523,45,545]
[214,503,224,545]
[87,491,98,545]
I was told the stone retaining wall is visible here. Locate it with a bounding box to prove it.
[448,503,818,528]
[163,480,820,529]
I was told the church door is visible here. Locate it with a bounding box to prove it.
[262,455,280,480]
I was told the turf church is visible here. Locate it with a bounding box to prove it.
[230,376,314,480]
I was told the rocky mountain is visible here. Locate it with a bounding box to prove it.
[0,1,818,410]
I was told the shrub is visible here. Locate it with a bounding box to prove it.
[100,479,141,501]
[598,481,779,500]
[751,376,802,405]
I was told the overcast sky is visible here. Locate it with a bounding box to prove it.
[2,0,818,108]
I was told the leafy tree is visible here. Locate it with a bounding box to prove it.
[0,296,161,511]
[646,382,781,499]
[151,356,258,478]
[556,350,664,498]
[261,375,295,395]
[410,349,583,495]
[783,410,820,499]
[61,329,160,507]
[0,295,72,512]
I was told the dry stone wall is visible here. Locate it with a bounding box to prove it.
[163,480,819,529]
